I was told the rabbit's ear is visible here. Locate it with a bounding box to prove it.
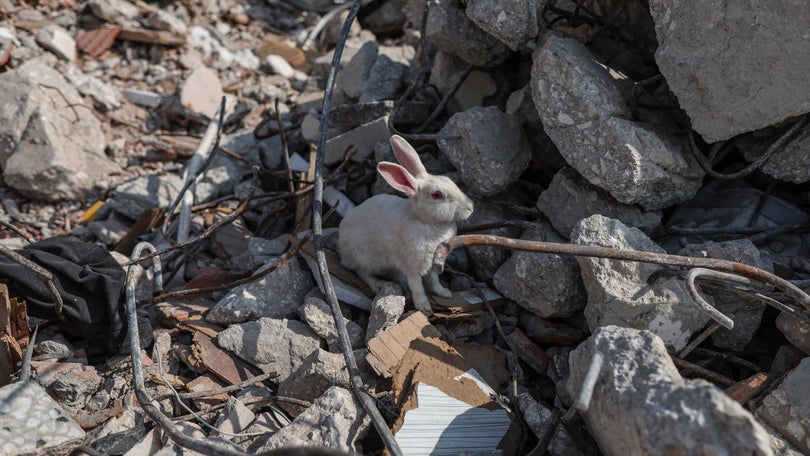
[378,162,417,197]
[390,135,427,178]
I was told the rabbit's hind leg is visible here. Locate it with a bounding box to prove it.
[426,271,452,298]
[357,271,388,294]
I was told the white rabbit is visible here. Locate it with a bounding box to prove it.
[338,135,474,316]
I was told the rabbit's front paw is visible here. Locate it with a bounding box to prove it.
[413,296,433,317]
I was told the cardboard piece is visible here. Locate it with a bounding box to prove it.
[366,312,441,378]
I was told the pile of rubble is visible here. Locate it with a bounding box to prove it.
[0,0,809,454]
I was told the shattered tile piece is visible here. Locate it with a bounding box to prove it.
[0,381,85,455]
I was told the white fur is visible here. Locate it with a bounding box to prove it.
[338,135,474,315]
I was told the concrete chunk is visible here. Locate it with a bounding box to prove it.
[493,222,586,318]
[36,24,76,61]
[207,257,314,325]
[216,318,321,381]
[531,34,704,210]
[568,326,772,455]
[276,348,351,417]
[537,167,662,238]
[758,358,810,454]
[571,215,708,351]
[258,386,368,453]
[425,0,509,67]
[438,106,530,196]
[648,0,810,142]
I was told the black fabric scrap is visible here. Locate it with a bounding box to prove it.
[0,237,127,355]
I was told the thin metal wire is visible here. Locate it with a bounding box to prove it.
[312,0,403,454]
[125,242,250,456]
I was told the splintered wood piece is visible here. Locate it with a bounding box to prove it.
[115,208,166,255]
[257,34,309,71]
[0,284,27,386]
[366,312,442,378]
[430,287,506,313]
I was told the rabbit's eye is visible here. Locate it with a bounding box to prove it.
[430,191,445,200]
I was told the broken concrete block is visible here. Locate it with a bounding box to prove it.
[324,115,389,166]
[759,358,810,453]
[62,65,121,111]
[36,24,76,61]
[506,84,567,170]
[143,10,188,36]
[335,40,377,99]
[0,60,119,201]
[360,45,414,103]
[493,222,586,318]
[365,284,406,342]
[216,318,320,381]
[517,388,578,456]
[738,126,810,184]
[86,0,140,23]
[568,326,772,455]
[213,397,256,439]
[276,348,351,416]
[298,296,365,352]
[678,239,771,350]
[466,0,538,51]
[537,167,662,238]
[206,257,314,325]
[438,106,531,196]
[648,0,810,142]
[107,173,184,219]
[571,215,709,351]
[429,51,497,113]
[258,386,368,453]
[180,66,223,116]
[531,34,704,210]
[425,0,509,67]
[775,313,810,356]
[0,381,85,455]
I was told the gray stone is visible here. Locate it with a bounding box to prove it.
[425,0,509,67]
[571,215,708,351]
[216,318,321,380]
[0,381,85,455]
[324,115,389,166]
[180,66,223,116]
[364,0,407,33]
[537,168,663,238]
[36,24,76,61]
[331,100,430,129]
[1,61,118,201]
[258,386,368,453]
[360,45,415,103]
[213,397,256,439]
[516,388,579,456]
[758,358,810,454]
[648,0,810,142]
[277,349,351,416]
[531,34,704,210]
[143,10,188,35]
[335,40,377,100]
[108,173,184,220]
[207,257,314,325]
[568,326,772,455]
[776,313,810,356]
[506,85,566,170]
[62,65,121,111]
[494,222,586,318]
[87,0,139,22]
[466,0,538,51]
[299,296,364,352]
[43,364,102,415]
[438,106,530,196]
[429,50,498,114]
[366,284,406,343]
[229,237,287,275]
[678,239,771,350]
[738,126,810,184]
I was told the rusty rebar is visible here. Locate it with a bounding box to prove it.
[433,235,810,318]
